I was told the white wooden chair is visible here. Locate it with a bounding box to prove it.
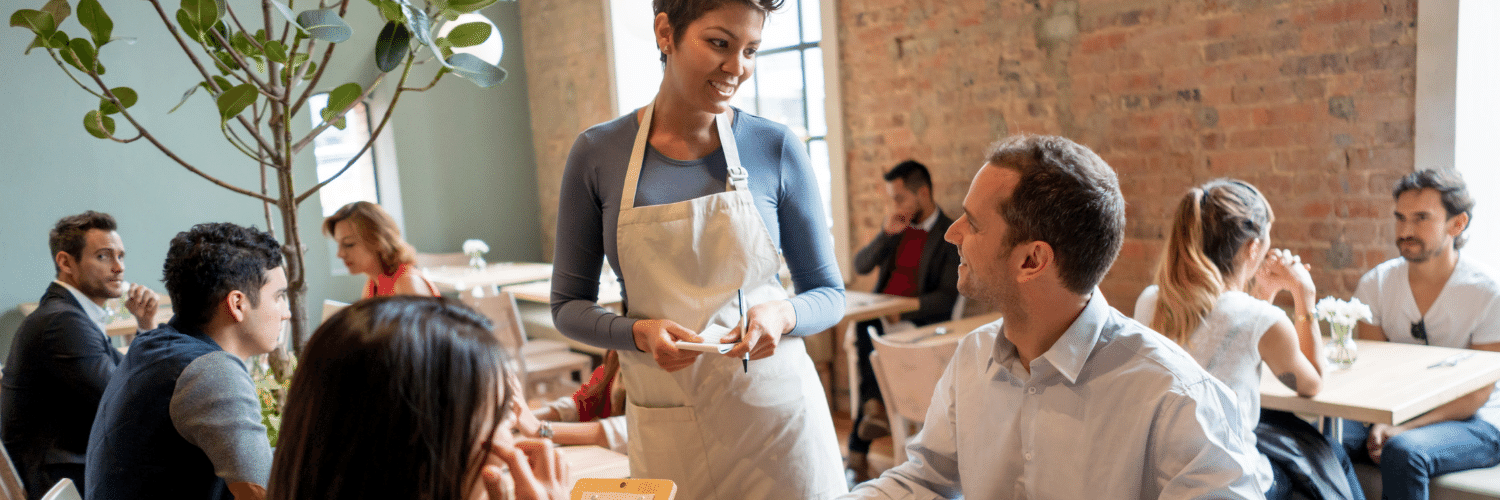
[868,329,960,465]
[463,291,592,400]
[40,479,80,500]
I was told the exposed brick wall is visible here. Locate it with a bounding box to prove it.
[519,0,616,260]
[838,0,1417,308]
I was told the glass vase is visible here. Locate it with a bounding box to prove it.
[1326,322,1358,369]
[467,253,486,272]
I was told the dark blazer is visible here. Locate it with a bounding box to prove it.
[1,283,122,498]
[853,209,961,327]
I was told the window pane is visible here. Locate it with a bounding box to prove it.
[309,94,380,217]
[761,3,800,50]
[731,72,758,112]
[800,0,821,43]
[805,47,826,137]
[808,138,832,228]
[753,51,807,136]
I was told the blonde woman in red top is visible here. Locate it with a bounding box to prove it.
[323,201,440,298]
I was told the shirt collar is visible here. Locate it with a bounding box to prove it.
[54,280,109,328]
[916,208,942,232]
[1039,290,1111,384]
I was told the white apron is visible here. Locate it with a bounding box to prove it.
[614,101,846,499]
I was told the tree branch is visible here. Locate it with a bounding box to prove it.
[84,72,274,203]
[296,53,416,204]
[206,28,275,96]
[290,72,387,154]
[45,51,106,99]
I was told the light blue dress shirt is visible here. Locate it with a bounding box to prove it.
[844,293,1265,499]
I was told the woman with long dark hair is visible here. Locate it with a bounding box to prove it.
[268,296,567,500]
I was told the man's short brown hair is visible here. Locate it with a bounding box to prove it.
[49,211,117,274]
[986,135,1124,295]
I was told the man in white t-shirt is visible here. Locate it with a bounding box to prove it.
[1348,168,1500,500]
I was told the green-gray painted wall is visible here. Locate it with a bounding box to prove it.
[0,2,540,359]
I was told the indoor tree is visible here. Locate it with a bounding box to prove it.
[9,0,511,383]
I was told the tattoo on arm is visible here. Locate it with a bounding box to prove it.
[1278,372,1298,392]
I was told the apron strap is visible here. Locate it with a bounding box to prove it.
[621,100,747,211]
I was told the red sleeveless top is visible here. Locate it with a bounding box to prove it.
[363,263,442,298]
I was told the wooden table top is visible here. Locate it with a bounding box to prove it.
[884,312,1003,345]
[423,262,553,292]
[19,299,172,337]
[559,444,630,489]
[1259,340,1500,425]
[840,291,921,325]
[506,280,623,308]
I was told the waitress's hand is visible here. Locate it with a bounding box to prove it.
[632,319,703,372]
[723,300,796,361]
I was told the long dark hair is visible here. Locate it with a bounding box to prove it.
[268,296,510,500]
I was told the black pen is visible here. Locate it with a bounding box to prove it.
[739,289,748,373]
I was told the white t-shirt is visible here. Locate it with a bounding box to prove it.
[1354,253,1500,425]
[1135,285,1278,490]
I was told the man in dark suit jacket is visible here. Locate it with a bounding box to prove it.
[847,160,960,481]
[1,211,158,499]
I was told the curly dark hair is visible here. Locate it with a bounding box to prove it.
[269,296,509,500]
[652,0,783,63]
[162,222,283,328]
[986,135,1125,295]
[49,210,117,274]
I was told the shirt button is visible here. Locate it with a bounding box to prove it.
[1024,452,1033,461]
[1027,387,1037,394]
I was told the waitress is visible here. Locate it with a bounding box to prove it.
[549,0,847,498]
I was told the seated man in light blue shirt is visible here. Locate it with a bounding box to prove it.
[843,135,1264,499]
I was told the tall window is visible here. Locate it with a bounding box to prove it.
[608,0,834,226]
[1453,0,1499,266]
[308,93,403,273]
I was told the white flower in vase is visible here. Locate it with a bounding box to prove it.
[1315,296,1371,369]
[463,239,490,271]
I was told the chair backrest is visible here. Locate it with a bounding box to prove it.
[869,331,960,425]
[414,252,469,268]
[40,478,80,500]
[322,299,350,323]
[462,291,527,353]
[0,441,25,500]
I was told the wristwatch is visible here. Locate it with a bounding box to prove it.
[538,421,554,439]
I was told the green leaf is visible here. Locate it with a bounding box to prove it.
[83,110,115,138]
[444,22,490,48]
[231,31,258,57]
[250,56,266,74]
[268,0,298,29]
[374,21,410,72]
[434,36,452,49]
[375,0,403,22]
[396,1,451,69]
[440,46,453,59]
[175,9,201,41]
[296,9,351,43]
[447,0,499,14]
[24,29,68,55]
[213,51,240,72]
[66,37,97,73]
[170,82,204,113]
[76,0,112,48]
[10,10,56,37]
[40,0,71,25]
[263,40,287,63]
[181,0,220,28]
[216,83,257,124]
[211,75,232,92]
[321,82,362,124]
[445,53,506,88]
[99,87,137,115]
[332,116,347,130]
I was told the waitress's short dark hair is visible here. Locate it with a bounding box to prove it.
[654,0,784,63]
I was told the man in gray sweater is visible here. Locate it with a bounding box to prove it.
[86,222,287,500]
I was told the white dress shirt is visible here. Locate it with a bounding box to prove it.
[844,292,1265,499]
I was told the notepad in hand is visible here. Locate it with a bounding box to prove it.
[675,324,736,353]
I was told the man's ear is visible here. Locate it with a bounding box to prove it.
[1016,241,1053,284]
[224,290,248,323]
[1449,212,1470,237]
[54,251,75,279]
[654,12,674,55]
